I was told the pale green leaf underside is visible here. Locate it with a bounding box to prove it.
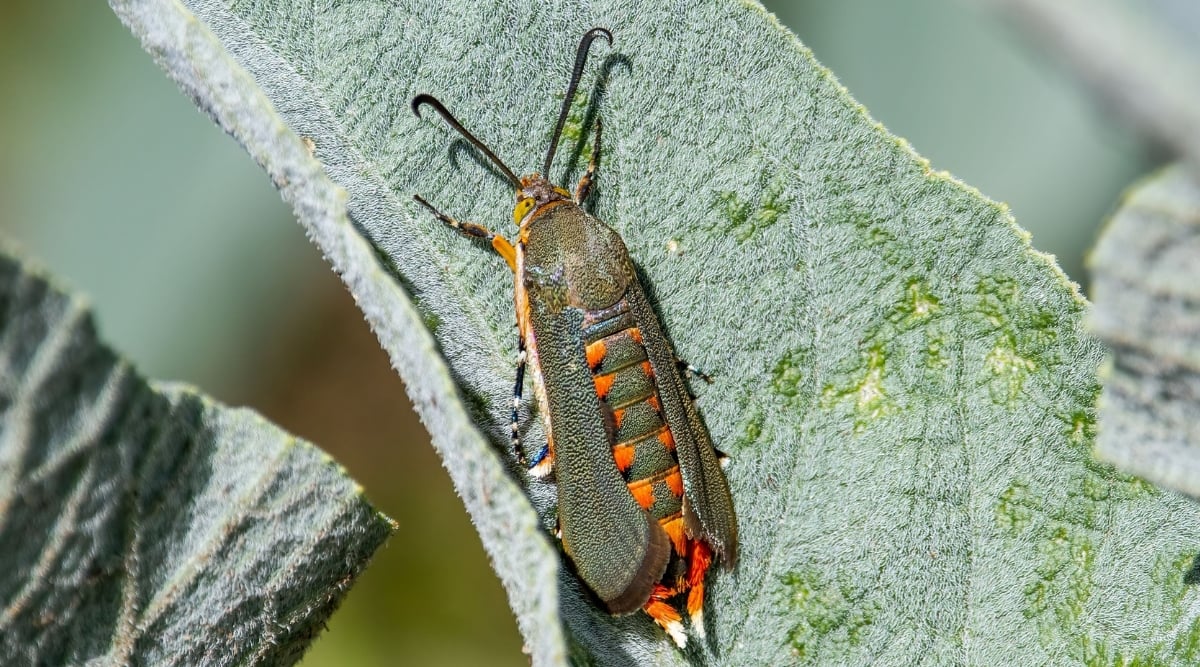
[110,0,1200,665]
[1091,165,1200,501]
[0,250,395,666]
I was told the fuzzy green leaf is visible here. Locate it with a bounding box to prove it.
[1091,165,1200,501]
[109,0,1200,665]
[0,250,395,665]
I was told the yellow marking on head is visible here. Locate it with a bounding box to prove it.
[513,197,535,225]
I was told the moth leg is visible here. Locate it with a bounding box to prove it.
[676,358,713,404]
[643,584,687,648]
[510,334,554,477]
[684,540,714,639]
[676,357,714,385]
[574,117,602,204]
[413,194,516,272]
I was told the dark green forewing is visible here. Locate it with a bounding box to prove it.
[625,286,738,564]
[523,204,671,614]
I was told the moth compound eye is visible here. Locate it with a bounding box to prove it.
[513,198,534,225]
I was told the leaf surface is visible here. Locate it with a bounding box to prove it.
[109,1,1200,664]
[0,251,395,665]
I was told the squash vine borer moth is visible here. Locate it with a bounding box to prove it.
[411,27,738,648]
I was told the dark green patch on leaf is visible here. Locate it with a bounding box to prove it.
[713,172,790,243]
[782,569,879,662]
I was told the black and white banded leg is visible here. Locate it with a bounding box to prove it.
[678,358,714,384]
[510,339,526,457]
[516,338,554,477]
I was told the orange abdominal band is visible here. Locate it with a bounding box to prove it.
[628,466,681,510]
[657,428,675,450]
[628,478,655,509]
[665,468,684,497]
[612,443,635,472]
[585,340,607,369]
[612,408,626,428]
[593,372,616,399]
[661,514,688,556]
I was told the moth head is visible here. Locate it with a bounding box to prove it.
[513,174,571,225]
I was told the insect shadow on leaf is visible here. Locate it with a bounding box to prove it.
[1183,554,1200,586]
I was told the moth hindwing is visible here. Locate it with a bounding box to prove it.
[410,27,738,649]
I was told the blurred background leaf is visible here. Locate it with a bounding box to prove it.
[770,0,1154,286]
[1090,166,1200,498]
[977,0,1200,167]
[0,250,394,665]
[0,0,1181,665]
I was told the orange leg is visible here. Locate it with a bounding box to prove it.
[413,194,517,272]
[643,584,687,648]
[685,541,714,638]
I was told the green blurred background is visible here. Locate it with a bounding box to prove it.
[0,1,1156,665]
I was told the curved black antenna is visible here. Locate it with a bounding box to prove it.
[412,94,522,189]
[542,27,613,177]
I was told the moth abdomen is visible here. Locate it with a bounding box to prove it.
[579,298,717,642]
